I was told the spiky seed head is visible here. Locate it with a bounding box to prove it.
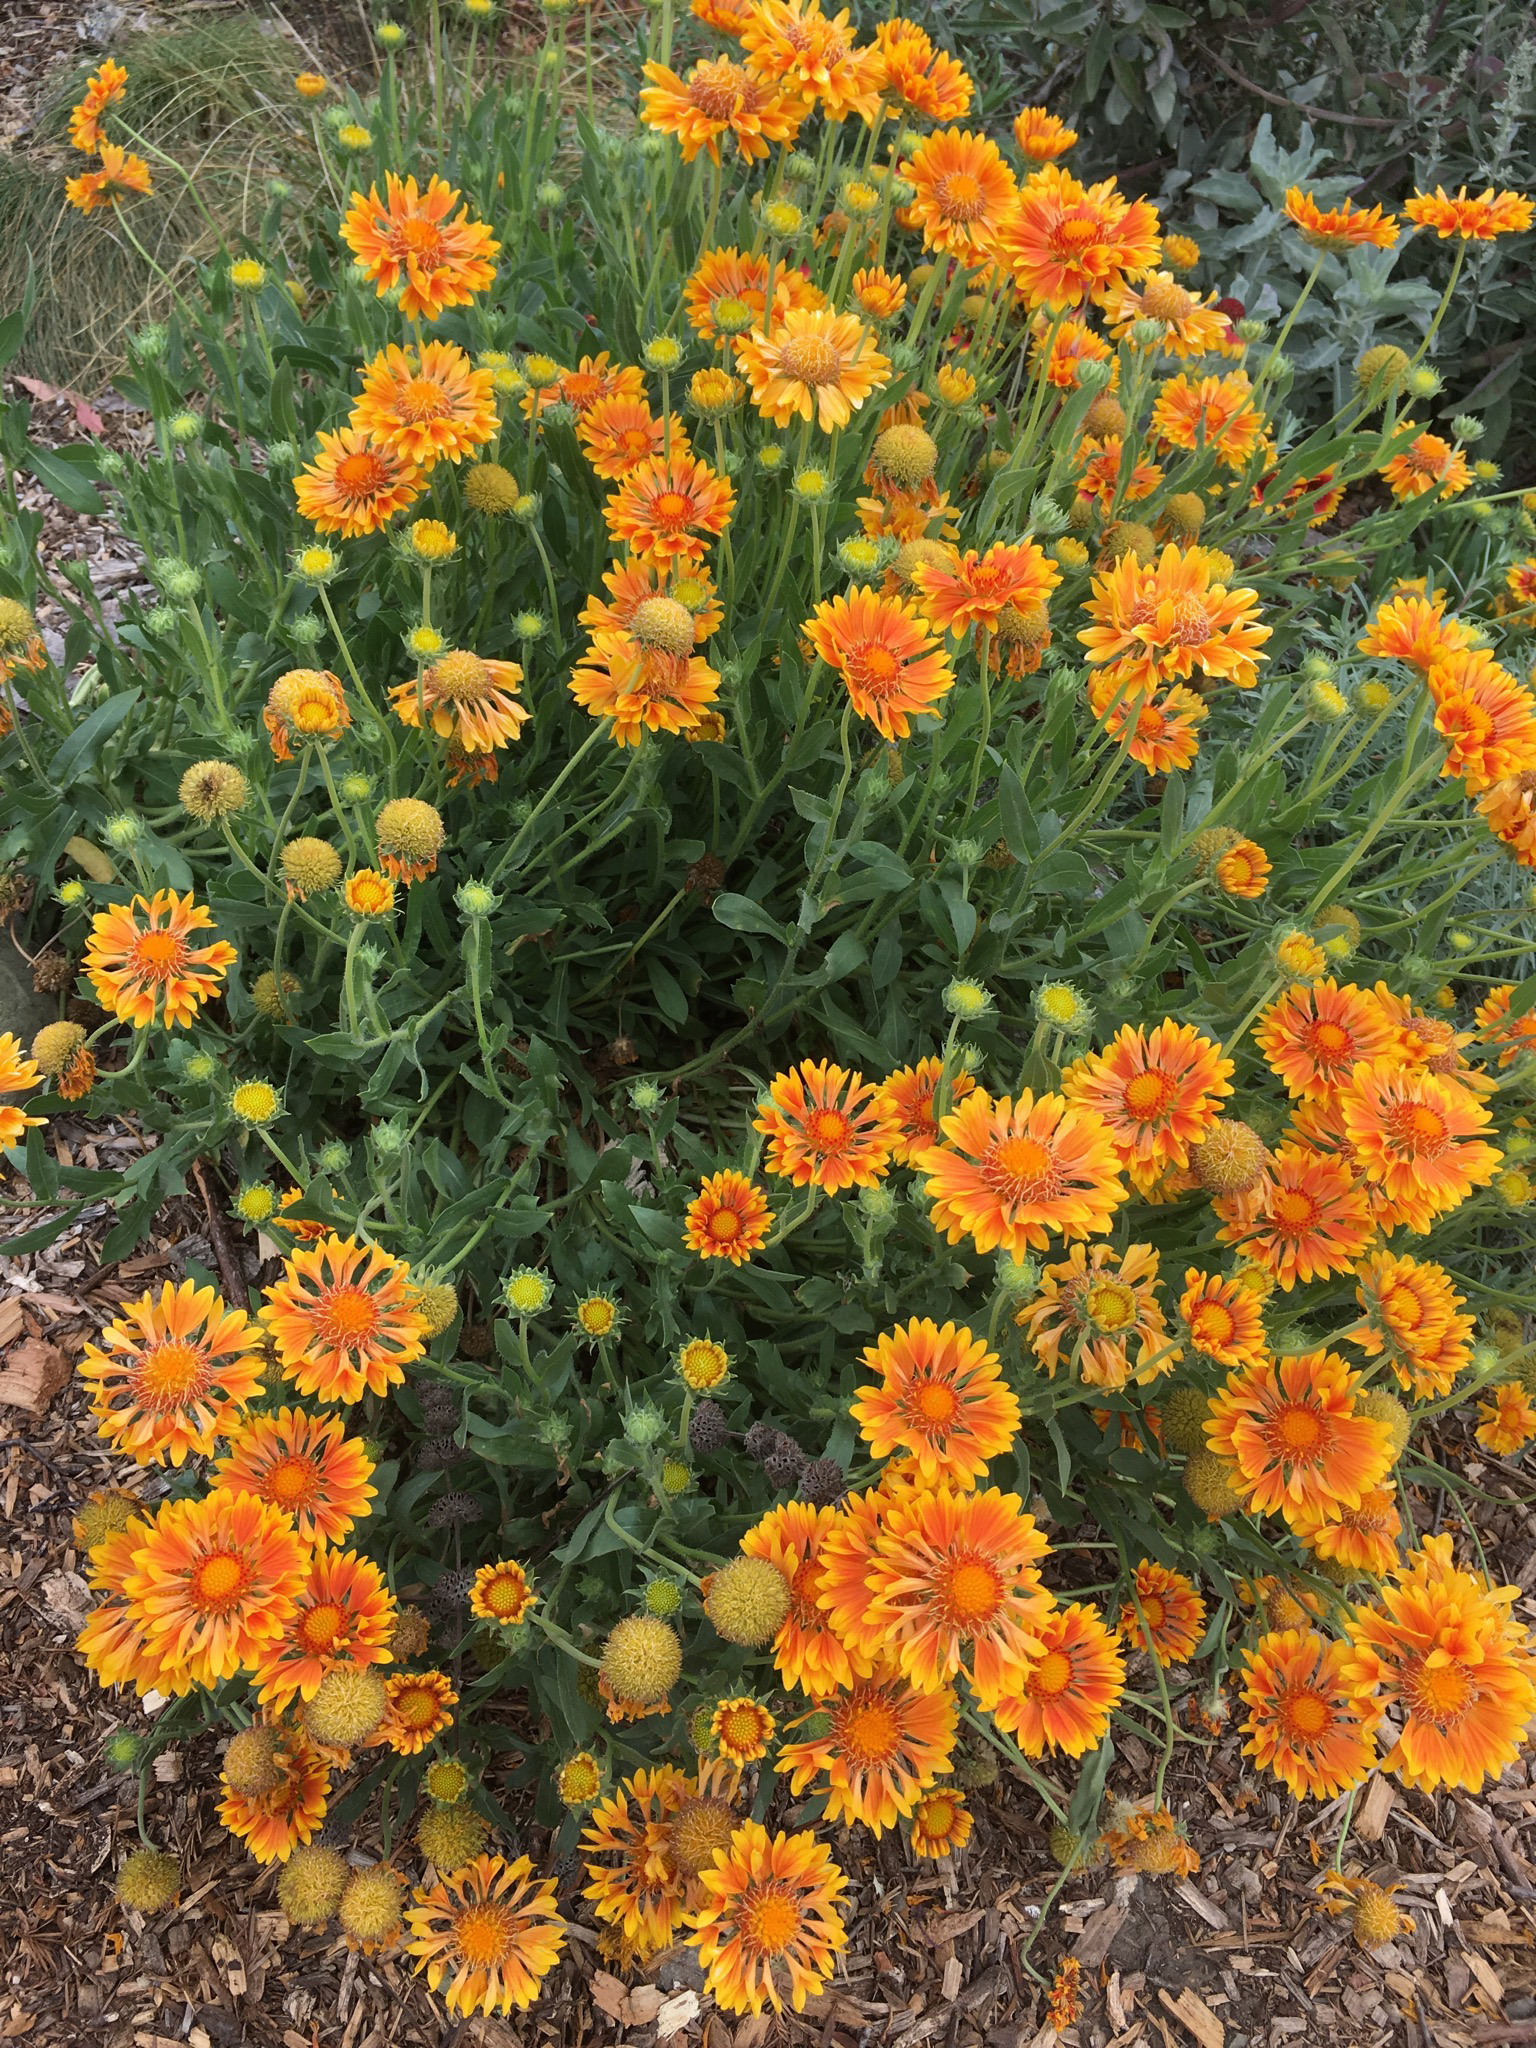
[704,1555,792,1647]
[277,1845,349,1926]
[116,1847,180,1913]
[600,1615,681,1705]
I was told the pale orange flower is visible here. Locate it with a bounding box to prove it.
[1338,1059,1501,1231]
[351,341,497,470]
[639,55,805,162]
[80,1279,263,1468]
[1079,542,1270,696]
[253,1546,397,1711]
[910,538,1059,636]
[84,890,237,1030]
[1283,188,1399,250]
[685,1171,773,1264]
[874,1056,976,1165]
[805,586,954,738]
[1013,106,1077,160]
[570,629,721,746]
[901,128,1017,259]
[1205,1350,1393,1523]
[754,1059,898,1193]
[920,1087,1127,1257]
[293,427,420,537]
[391,650,529,758]
[1357,588,1476,671]
[1062,1019,1232,1190]
[1426,646,1536,792]
[341,173,498,320]
[738,0,883,121]
[578,397,687,480]
[996,163,1161,309]
[992,1603,1124,1756]
[1381,424,1471,502]
[1215,1144,1373,1289]
[65,143,152,213]
[1404,185,1534,240]
[1150,370,1267,469]
[262,1233,428,1403]
[604,451,735,562]
[1239,1629,1379,1799]
[121,1488,308,1694]
[735,307,890,432]
[778,1668,956,1833]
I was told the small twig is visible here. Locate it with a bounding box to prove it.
[190,1158,250,1308]
[1191,38,1399,127]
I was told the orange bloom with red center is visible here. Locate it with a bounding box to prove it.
[352,341,497,471]
[736,308,891,433]
[1215,1143,1373,1289]
[577,397,687,480]
[805,585,955,738]
[993,1602,1125,1755]
[76,1513,168,1696]
[901,128,1017,259]
[1404,185,1534,240]
[744,1499,863,1696]
[263,667,350,761]
[684,1171,773,1265]
[685,1821,848,2016]
[254,1547,397,1710]
[570,629,722,746]
[684,246,771,344]
[738,0,882,121]
[1079,542,1270,695]
[1339,1058,1501,1229]
[1062,1019,1233,1191]
[754,1058,898,1194]
[1477,1381,1536,1456]
[1205,1351,1393,1524]
[380,1669,457,1754]
[581,1765,689,1954]
[1283,187,1399,249]
[341,172,498,321]
[1239,1630,1379,1799]
[1357,588,1476,671]
[1022,1241,1174,1390]
[1505,557,1536,610]
[1475,983,1536,1066]
[406,1853,566,2016]
[919,1087,1127,1257]
[392,650,529,759]
[84,890,236,1030]
[1013,106,1077,160]
[1150,370,1267,469]
[875,1058,976,1166]
[65,143,152,213]
[1289,1486,1402,1576]
[1178,1268,1267,1369]
[213,1407,376,1549]
[69,57,128,151]
[1087,673,1208,774]
[1381,424,1471,502]
[469,1559,538,1626]
[1343,1534,1536,1793]
[858,1486,1052,1708]
[874,24,973,122]
[79,1278,262,1469]
[1117,1559,1205,1665]
[1073,434,1166,510]
[262,1233,427,1403]
[1103,275,1233,359]
[852,1319,1020,1485]
[121,1488,308,1694]
[524,352,646,421]
[779,1667,956,1833]
[1214,837,1271,898]
[1479,770,1536,866]
[996,163,1162,310]
[1351,1250,1473,1399]
[294,426,420,537]
[1426,647,1536,792]
[1255,979,1396,1102]
[640,55,805,162]
[910,539,1060,637]
[604,450,735,563]
[217,1730,331,1863]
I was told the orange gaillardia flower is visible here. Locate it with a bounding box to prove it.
[263,667,351,761]
[737,0,882,121]
[1238,1630,1379,1799]
[754,1059,898,1193]
[735,308,891,433]
[121,1488,308,1694]
[685,1171,773,1264]
[805,586,955,739]
[1085,673,1207,775]
[1479,771,1536,867]
[65,143,153,213]
[0,1034,44,1149]
[1476,1381,1536,1456]
[779,1667,956,1833]
[901,128,1017,259]
[569,629,721,746]
[392,650,530,760]
[604,450,735,563]
[1079,542,1271,697]
[217,1730,332,1864]
[1380,425,1471,502]
[685,1821,848,2016]
[851,1319,1020,1485]
[213,1406,377,1548]
[262,1233,428,1403]
[1205,1351,1393,1524]
[80,1280,263,1468]
[1351,1250,1474,1400]
[874,24,973,122]
[406,1854,566,2016]
[711,1697,776,1764]
[469,1559,538,1627]
[1062,1019,1233,1192]
[1255,979,1396,1102]
[341,172,499,321]
[1357,587,1475,671]
[380,1669,458,1754]
[1021,1241,1173,1390]
[84,890,237,1030]
[684,245,771,343]
[352,341,498,471]
[875,1057,976,1166]
[581,1764,689,1955]
[992,1602,1125,1755]
[639,55,805,162]
[294,427,421,537]
[742,1500,863,1697]
[920,1087,1127,1257]
[1426,647,1536,793]
[1404,185,1534,240]
[253,1546,397,1710]
[577,397,684,480]
[910,539,1060,637]
[1013,106,1077,160]
[1475,983,1536,1065]
[77,1515,165,1696]
[1103,275,1233,359]
[996,163,1162,310]
[68,57,128,151]
[1282,188,1399,250]
[1178,1269,1267,1369]
[1288,1485,1402,1577]
[909,1785,973,1857]
[1117,1559,1205,1666]
[1150,371,1267,470]
[1215,1143,1373,1289]
[1338,1058,1501,1231]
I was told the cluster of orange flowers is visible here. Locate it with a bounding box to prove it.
[64,60,153,214]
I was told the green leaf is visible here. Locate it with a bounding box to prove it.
[713,892,785,940]
[25,441,104,516]
[48,689,141,790]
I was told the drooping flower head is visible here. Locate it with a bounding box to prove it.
[1350,1251,1474,1401]
[80,1279,263,1467]
[1013,105,1077,160]
[1238,1629,1379,1800]
[992,1602,1125,1755]
[406,1854,567,2016]
[262,1233,428,1402]
[1287,1485,1402,1577]
[1022,1241,1174,1390]
[1283,188,1399,249]
[754,1059,898,1193]
[1205,1351,1394,1524]
[65,143,152,213]
[0,1034,44,1149]
[919,1087,1127,1258]
[1425,648,1536,793]
[737,0,883,120]
[68,57,128,151]
[1357,588,1476,672]
[852,1319,1020,1485]
[217,1729,332,1864]
[341,173,499,320]
[875,1058,976,1166]
[685,1821,848,2015]
[391,650,529,758]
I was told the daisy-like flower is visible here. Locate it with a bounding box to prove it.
[1117,1558,1206,1666]
[1380,425,1471,502]
[1205,1351,1393,1524]
[1215,1143,1373,1289]
[684,245,772,344]
[1079,542,1270,696]
[1030,313,1114,390]
[1283,188,1399,250]
[910,539,1060,637]
[213,1407,376,1548]
[1013,105,1076,160]
[1475,983,1536,1065]
[1350,1250,1474,1399]
[992,1603,1125,1756]
[875,1057,976,1167]
[1102,275,1233,359]
[406,1853,566,2016]
[84,890,236,1030]
[857,1486,1053,1709]
[1479,769,1536,867]
[1073,438,1167,512]
[754,1058,898,1194]
[1150,370,1267,470]
[1357,588,1476,671]
[908,1785,972,1857]
[521,352,646,421]
[639,55,805,162]
[850,265,907,323]
[263,667,350,761]
[469,1559,538,1627]
[901,128,1017,259]
[253,1547,397,1710]
[684,1170,773,1264]
[743,1501,863,1697]
[569,629,722,747]
[920,1086,1127,1258]
[1255,980,1396,1102]
[391,649,530,760]
[1343,1534,1536,1792]
[64,142,152,213]
[79,1280,263,1468]
[1476,1380,1536,1456]
[852,1319,1020,1485]
[996,162,1162,309]
[1426,647,1536,793]
[0,1034,43,1148]
[380,1669,458,1754]
[1062,1019,1233,1192]
[1021,1241,1174,1390]
[711,1697,776,1764]
[68,57,128,151]
[341,172,499,321]
[217,1730,331,1864]
[805,586,954,739]
[735,308,890,433]
[581,560,723,646]
[685,1821,848,2016]
[1239,1630,1379,1799]
[76,1514,168,1696]
[1338,1058,1501,1231]
[262,1233,428,1403]
[1288,1485,1402,1576]
[577,397,685,480]
[352,341,497,471]
[121,1489,308,1694]
[737,0,883,121]
[695,0,755,29]
[604,450,735,563]
[1403,185,1534,240]
[581,1765,689,1954]
[874,23,973,122]
[779,1667,956,1833]
[294,426,420,537]
[1178,1269,1267,1369]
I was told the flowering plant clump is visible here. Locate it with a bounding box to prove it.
[3,5,1535,2022]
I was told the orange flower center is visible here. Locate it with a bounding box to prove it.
[1271,1187,1318,1228]
[397,1684,441,1728]
[935,170,987,221]
[708,1206,742,1241]
[482,1571,527,1617]
[777,334,843,388]
[847,641,902,699]
[390,217,448,266]
[740,1886,803,1958]
[334,450,392,495]
[1269,1401,1326,1459]
[1122,1068,1175,1121]
[564,372,605,406]
[1309,1022,1352,1061]
[1280,1687,1332,1739]
[316,1284,383,1350]
[912,1379,960,1427]
[1403,1654,1472,1727]
[790,1555,822,1619]
[942,1553,1003,1627]
[127,928,188,981]
[265,1454,320,1509]
[619,425,656,458]
[719,1706,764,1750]
[1138,276,1194,322]
[1189,1300,1236,1348]
[192,1549,250,1611]
[299,1600,347,1652]
[1168,596,1213,646]
[136,1338,209,1408]
[397,375,454,424]
[1140,1592,1167,1629]
[806,1107,852,1152]
[1380,1281,1426,1332]
[651,490,695,527]
[840,1696,901,1762]
[987,1134,1056,1200]
[453,1901,517,1966]
[1029,1648,1075,1699]
[1385,1101,1450,1155]
[1051,212,1106,259]
[689,69,746,121]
